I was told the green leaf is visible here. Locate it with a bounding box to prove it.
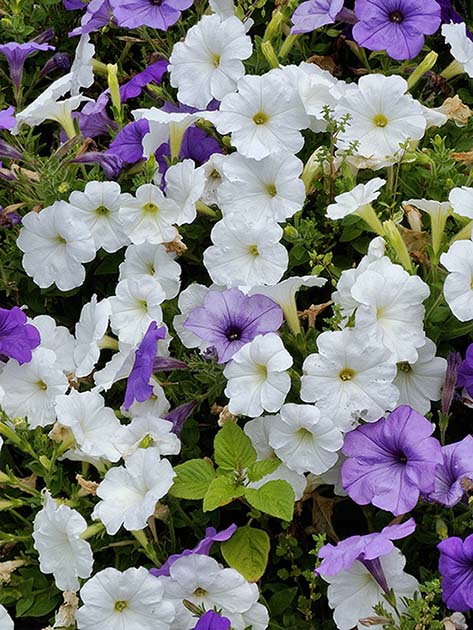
[269,587,298,616]
[203,476,243,511]
[244,480,295,521]
[247,458,281,482]
[221,526,270,582]
[170,459,216,499]
[214,422,257,471]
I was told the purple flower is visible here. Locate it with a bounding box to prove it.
[436,0,473,39]
[40,52,71,78]
[0,207,21,228]
[194,611,232,630]
[426,436,473,508]
[63,0,86,9]
[107,119,149,165]
[70,0,115,36]
[438,534,473,611]
[78,92,117,138]
[150,524,237,577]
[0,106,16,131]
[124,321,166,411]
[0,41,55,89]
[0,139,22,161]
[442,350,462,413]
[457,343,473,397]
[317,518,416,594]
[164,400,197,435]
[341,405,443,516]
[155,126,221,178]
[184,288,283,364]
[291,0,344,34]
[0,307,41,364]
[71,152,124,178]
[120,60,168,102]
[352,0,442,60]
[110,0,194,30]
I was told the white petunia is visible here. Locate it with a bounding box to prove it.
[74,295,111,378]
[0,605,13,630]
[164,159,206,224]
[449,186,473,220]
[55,390,123,463]
[403,198,453,256]
[109,277,165,345]
[300,328,399,431]
[198,153,229,206]
[119,241,181,300]
[113,415,180,460]
[33,491,93,592]
[0,348,68,428]
[218,152,306,222]
[31,314,76,373]
[226,603,269,630]
[268,403,343,475]
[17,201,96,291]
[204,215,288,288]
[224,333,292,417]
[123,380,171,420]
[207,72,309,160]
[92,447,175,535]
[169,14,252,109]
[441,239,473,321]
[335,74,426,164]
[118,184,179,245]
[442,22,473,78]
[157,554,261,630]
[394,338,447,415]
[68,181,131,253]
[244,415,307,500]
[76,566,175,630]
[326,178,385,235]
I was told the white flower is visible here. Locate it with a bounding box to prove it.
[169,14,252,109]
[295,62,344,128]
[244,415,307,500]
[198,153,229,206]
[123,380,171,420]
[31,314,76,373]
[92,447,175,534]
[403,198,453,256]
[118,184,179,245]
[113,415,180,460]
[119,242,181,300]
[441,239,473,321]
[335,75,426,163]
[109,277,165,345]
[0,605,13,630]
[348,257,430,363]
[33,491,93,592]
[93,343,135,392]
[204,215,288,288]
[449,186,473,219]
[218,152,306,222]
[208,72,309,160]
[268,403,343,475]
[226,603,269,630]
[224,333,292,417]
[320,549,419,630]
[74,295,111,378]
[0,348,68,428]
[326,178,385,220]
[132,107,196,160]
[442,22,473,78]
[55,390,123,462]
[164,159,206,224]
[300,328,399,431]
[158,554,260,629]
[68,181,131,253]
[17,201,96,291]
[15,93,90,132]
[394,338,447,415]
[76,566,175,630]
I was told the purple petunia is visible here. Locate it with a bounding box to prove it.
[155,126,221,179]
[110,0,194,31]
[291,0,344,35]
[0,207,21,228]
[426,435,473,508]
[341,405,443,516]
[124,321,166,411]
[438,534,473,611]
[0,307,41,365]
[77,92,117,139]
[150,523,237,577]
[70,0,115,36]
[352,0,442,60]
[164,400,198,435]
[0,41,55,89]
[442,350,462,413]
[457,343,473,397]
[194,611,232,630]
[108,119,149,165]
[71,152,124,179]
[0,106,16,131]
[184,288,284,363]
[119,59,168,101]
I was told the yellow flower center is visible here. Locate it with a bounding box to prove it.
[211,53,221,68]
[193,588,208,597]
[339,368,355,381]
[248,244,259,256]
[373,114,388,128]
[266,183,277,197]
[95,205,110,216]
[36,380,48,391]
[114,600,128,612]
[143,202,159,215]
[398,362,412,373]
[253,112,268,125]
[55,235,67,245]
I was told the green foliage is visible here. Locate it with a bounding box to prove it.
[169,459,216,499]
[221,526,270,582]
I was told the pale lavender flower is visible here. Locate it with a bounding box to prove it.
[0,41,55,89]
[438,534,473,611]
[291,0,344,34]
[110,0,194,31]
[427,436,473,507]
[0,106,15,131]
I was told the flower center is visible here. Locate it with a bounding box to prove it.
[226,326,241,341]
[253,111,268,125]
[193,587,208,597]
[150,0,163,5]
[248,244,259,256]
[297,427,313,441]
[147,262,156,275]
[397,451,408,464]
[211,53,221,68]
[266,183,277,197]
[339,368,355,381]
[36,379,48,391]
[373,114,388,128]
[398,362,412,373]
[138,299,148,312]
[389,10,404,23]
[55,235,67,245]
[114,600,128,612]
[255,363,268,380]
[143,202,159,215]
[95,205,110,216]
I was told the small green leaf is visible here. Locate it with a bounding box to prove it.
[203,476,243,511]
[247,458,281,482]
[214,422,257,471]
[170,459,216,499]
[244,480,295,521]
[221,526,270,582]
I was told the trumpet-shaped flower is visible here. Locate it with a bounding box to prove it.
[119,242,181,300]
[0,306,40,365]
[442,22,473,78]
[441,239,473,321]
[74,295,111,378]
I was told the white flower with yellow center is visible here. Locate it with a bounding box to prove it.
[119,242,181,300]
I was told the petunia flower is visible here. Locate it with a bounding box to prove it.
[442,22,473,78]
[441,240,473,322]
[0,306,40,365]
[194,611,232,630]
[0,106,16,131]
[71,152,124,179]
[341,405,443,515]
[437,534,473,611]
[0,41,55,90]
[426,435,473,507]
[110,0,194,30]
[184,288,283,363]
[155,126,221,179]
[120,59,168,102]
[457,343,473,397]
[31,314,76,373]
[352,0,442,61]
[291,0,344,34]
[70,0,115,36]
[108,118,149,165]
[74,295,111,378]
